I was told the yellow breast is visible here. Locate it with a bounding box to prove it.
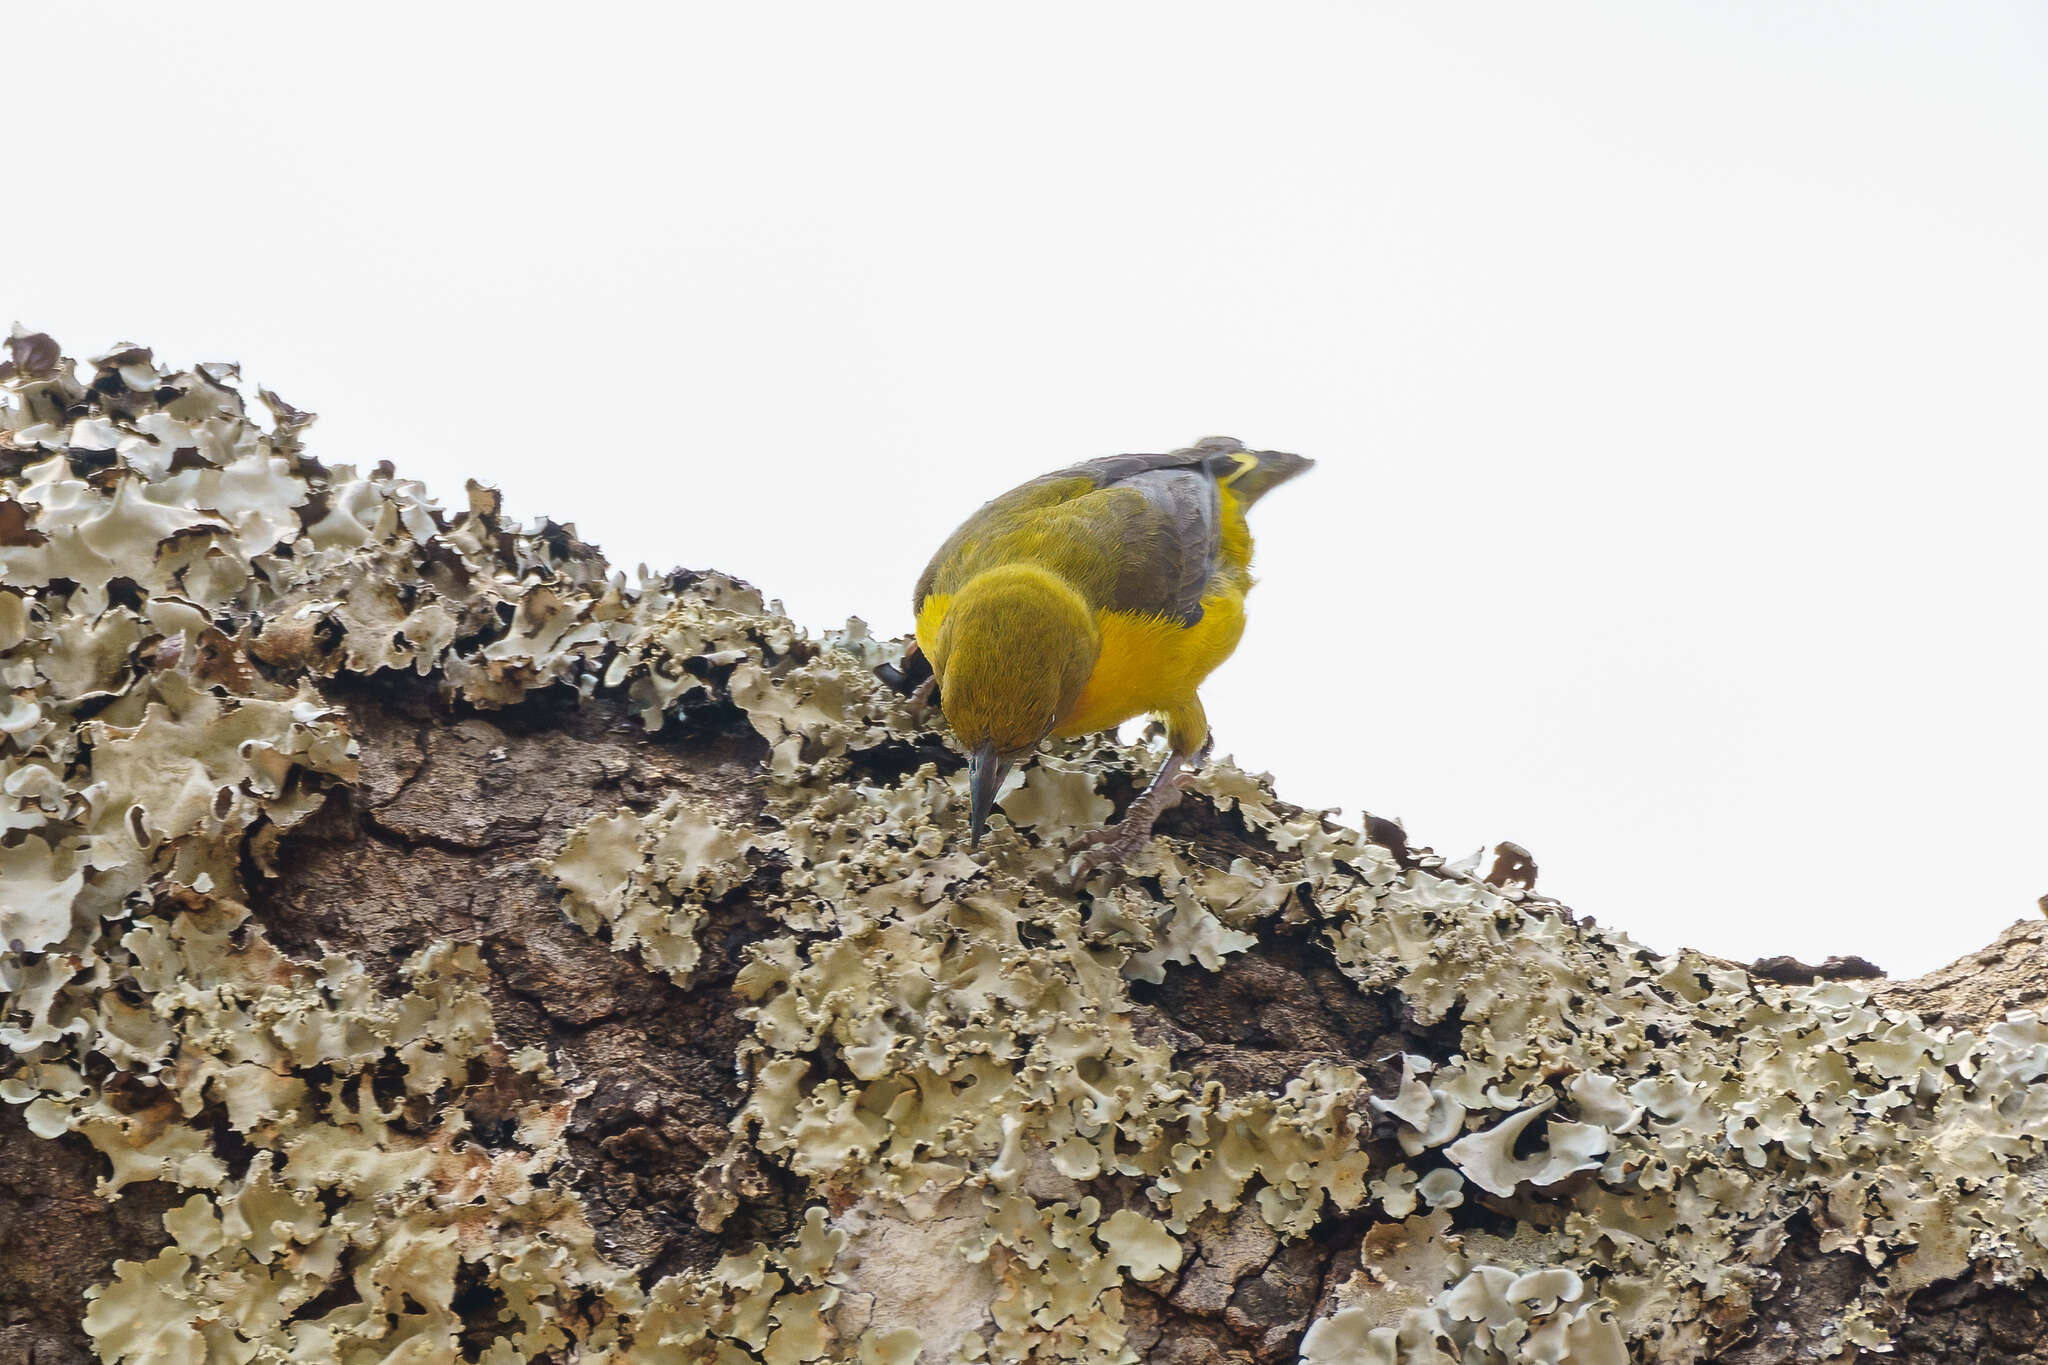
[1056,591,1245,749]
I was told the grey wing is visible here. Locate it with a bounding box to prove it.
[1047,443,1238,627]
[1105,465,1221,626]
[1048,436,1246,492]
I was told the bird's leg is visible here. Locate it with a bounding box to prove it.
[1071,749,1189,873]
[874,640,935,702]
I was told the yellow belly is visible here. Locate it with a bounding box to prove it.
[1056,593,1245,751]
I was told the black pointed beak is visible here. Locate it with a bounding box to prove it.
[968,741,1010,849]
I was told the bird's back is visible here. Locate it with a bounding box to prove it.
[914,438,1310,630]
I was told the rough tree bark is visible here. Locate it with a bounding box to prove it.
[2,334,2044,1365]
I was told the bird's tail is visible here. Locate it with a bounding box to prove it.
[1184,437,1314,507]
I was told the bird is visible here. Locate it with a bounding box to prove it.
[912,437,1312,864]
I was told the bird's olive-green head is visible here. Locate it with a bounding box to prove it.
[928,563,1100,846]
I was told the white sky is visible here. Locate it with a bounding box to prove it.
[9,3,2045,975]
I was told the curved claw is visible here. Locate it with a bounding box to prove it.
[1066,750,1190,877]
[1068,823,1157,879]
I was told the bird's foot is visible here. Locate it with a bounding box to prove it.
[1068,798,1183,877]
[1067,754,1189,878]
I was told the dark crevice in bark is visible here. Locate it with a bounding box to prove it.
[1706,1211,2048,1364]
[1119,917,1457,1359]
[0,1104,180,1365]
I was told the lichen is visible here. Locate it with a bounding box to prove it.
[6,329,2047,1364]
[552,795,763,986]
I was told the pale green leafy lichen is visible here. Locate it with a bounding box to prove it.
[552,794,764,985]
[7,332,2048,1365]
